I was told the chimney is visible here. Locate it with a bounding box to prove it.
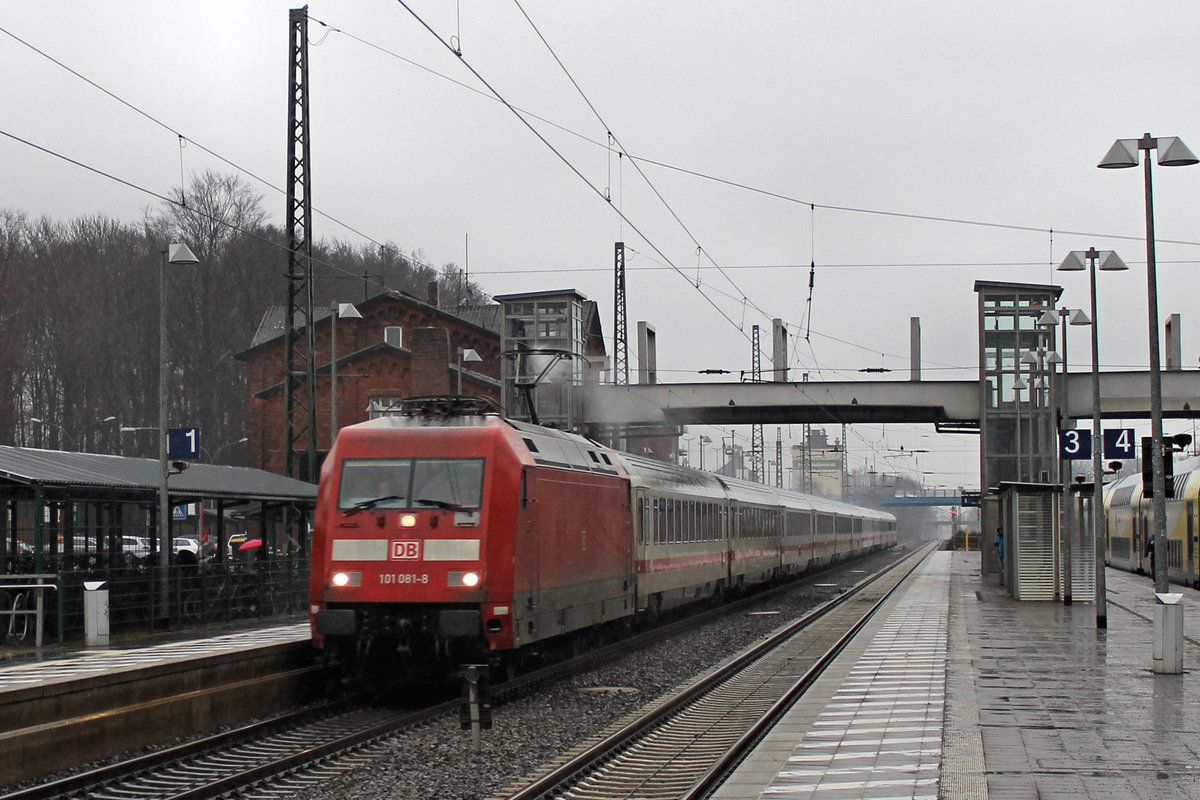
[410,327,451,396]
[427,280,439,308]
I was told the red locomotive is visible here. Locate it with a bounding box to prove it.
[309,396,896,680]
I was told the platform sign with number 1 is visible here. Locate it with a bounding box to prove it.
[168,427,201,460]
[1059,429,1092,460]
[1103,428,1136,460]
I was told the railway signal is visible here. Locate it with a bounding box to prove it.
[1141,434,1192,498]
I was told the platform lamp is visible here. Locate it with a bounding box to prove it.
[457,348,482,395]
[1100,133,1196,672]
[1058,248,1127,628]
[158,242,199,623]
[330,302,363,443]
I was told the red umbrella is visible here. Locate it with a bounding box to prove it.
[238,538,263,551]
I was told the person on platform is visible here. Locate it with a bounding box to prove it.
[994,527,1005,582]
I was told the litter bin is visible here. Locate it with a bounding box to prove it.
[1153,592,1184,674]
[83,580,109,647]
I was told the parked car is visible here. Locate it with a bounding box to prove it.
[173,537,199,556]
[120,535,151,565]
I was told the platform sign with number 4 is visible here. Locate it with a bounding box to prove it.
[1104,428,1136,460]
[1059,429,1092,460]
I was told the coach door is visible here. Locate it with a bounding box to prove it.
[514,468,540,643]
[1188,500,1197,587]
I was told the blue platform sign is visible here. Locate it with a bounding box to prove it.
[1059,429,1092,460]
[1104,428,1136,460]
[172,504,188,520]
[168,427,201,460]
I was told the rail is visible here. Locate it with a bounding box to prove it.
[1,574,58,648]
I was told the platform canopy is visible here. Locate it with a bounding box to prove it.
[0,446,316,502]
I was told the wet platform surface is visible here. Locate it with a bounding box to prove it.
[712,551,1200,800]
[0,621,308,693]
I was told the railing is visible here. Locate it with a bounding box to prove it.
[1,574,58,648]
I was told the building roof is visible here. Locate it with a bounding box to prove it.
[972,280,1064,298]
[240,292,503,356]
[0,446,316,502]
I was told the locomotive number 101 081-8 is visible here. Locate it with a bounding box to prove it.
[379,573,430,585]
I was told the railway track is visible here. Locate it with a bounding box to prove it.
[496,541,936,800]
[1,546,927,800]
[0,697,459,800]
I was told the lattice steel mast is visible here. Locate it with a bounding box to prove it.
[613,242,628,385]
[750,325,764,483]
[282,6,318,481]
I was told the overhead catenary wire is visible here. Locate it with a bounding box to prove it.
[0,16,842,381]
[0,14,1162,412]
[511,0,759,315]
[0,128,407,298]
[390,0,748,339]
[0,17,1031,485]
[0,22,449,281]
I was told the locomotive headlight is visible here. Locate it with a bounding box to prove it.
[448,570,482,588]
[331,570,361,587]
[400,514,418,528]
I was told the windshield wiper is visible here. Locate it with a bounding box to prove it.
[415,498,472,512]
[348,495,403,511]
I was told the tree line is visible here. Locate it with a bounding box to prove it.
[0,171,487,465]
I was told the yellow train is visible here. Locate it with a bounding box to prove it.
[1105,457,1200,588]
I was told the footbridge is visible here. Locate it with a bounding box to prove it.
[581,371,1200,429]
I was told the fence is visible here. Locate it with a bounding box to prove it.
[3,558,309,646]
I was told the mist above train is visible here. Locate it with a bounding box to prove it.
[309,396,896,680]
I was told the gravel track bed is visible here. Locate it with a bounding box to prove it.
[287,548,913,800]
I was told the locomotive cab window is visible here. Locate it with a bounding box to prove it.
[338,458,485,510]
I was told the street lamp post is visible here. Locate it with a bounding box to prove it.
[699,435,710,471]
[30,415,117,451]
[159,242,199,624]
[1058,248,1127,628]
[330,301,363,444]
[207,436,249,464]
[1013,378,1027,483]
[1100,133,1197,671]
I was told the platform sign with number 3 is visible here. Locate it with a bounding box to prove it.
[1059,429,1092,460]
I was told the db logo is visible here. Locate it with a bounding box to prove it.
[391,540,420,560]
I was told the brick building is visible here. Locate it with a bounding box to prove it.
[237,285,502,476]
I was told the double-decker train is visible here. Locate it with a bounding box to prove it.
[309,396,897,680]
[1105,455,1200,587]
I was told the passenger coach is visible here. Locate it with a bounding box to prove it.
[1105,455,1200,588]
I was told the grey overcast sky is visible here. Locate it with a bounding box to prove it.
[5,1,1200,491]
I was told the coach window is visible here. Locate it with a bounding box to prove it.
[817,512,834,542]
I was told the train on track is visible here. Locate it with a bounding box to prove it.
[309,396,897,681]
[1105,455,1200,588]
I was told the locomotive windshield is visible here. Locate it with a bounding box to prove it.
[338,458,484,511]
